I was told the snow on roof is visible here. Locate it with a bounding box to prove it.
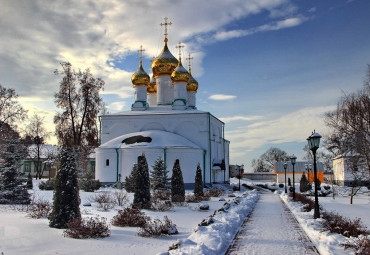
[275,161,325,173]
[99,130,202,149]
[104,105,207,116]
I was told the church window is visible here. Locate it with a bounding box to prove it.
[106,159,110,166]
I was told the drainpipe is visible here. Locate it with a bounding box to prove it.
[163,147,167,168]
[203,150,206,186]
[223,123,225,183]
[98,116,102,145]
[208,113,212,186]
[115,148,119,182]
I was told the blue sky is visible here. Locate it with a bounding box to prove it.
[1,0,369,170]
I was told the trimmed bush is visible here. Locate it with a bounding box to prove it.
[185,194,210,203]
[79,178,101,192]
[322,211,369,238]
[111,206,149,227]
[133,155,151,209]
[150,200,173,211]
[138,216,178,237]
[63,216,110,239]
[300,174,311,192]
[193,163,203,198]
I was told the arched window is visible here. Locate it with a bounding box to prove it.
[106,159,110,166]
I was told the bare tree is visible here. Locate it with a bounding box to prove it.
[252,147,290,172]
[302,144,332,171]
[0,84,27,130]
[324,66,370,177]
[54,62,105,151]
[24,114,51,179]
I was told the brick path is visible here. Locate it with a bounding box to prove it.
[226,192,319,255]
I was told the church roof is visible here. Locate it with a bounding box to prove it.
[99,130,202,149]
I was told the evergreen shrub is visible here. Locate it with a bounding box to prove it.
[171,159,185,203]
[133,155,151,209]
[39,178,55,190]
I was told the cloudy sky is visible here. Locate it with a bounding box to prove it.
[1,0,370,170]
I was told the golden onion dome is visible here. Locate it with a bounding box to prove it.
[131,63,150,87]
[147,76,157,94]
[187,73,199,92]
[151,42,179,77]
[171,59,190,83]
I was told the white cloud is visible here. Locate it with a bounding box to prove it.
[214,16,308,41]
[225,105,335,155]
[209,94,236,100]
[220,115,264,123]
[107,101,126,112]
[0,0,293,101]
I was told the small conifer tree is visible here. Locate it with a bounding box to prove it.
[194,163,203,198]
[26,173,33,189]
[150,156,168,190]
[299,173,311,192]
[133,155,151,209]
[0,139,30,204]
[171,159,185,202]
[124,164,138,193]
[49,147,81,228]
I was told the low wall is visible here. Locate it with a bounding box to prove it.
[243,172,276,181]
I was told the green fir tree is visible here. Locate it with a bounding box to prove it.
[194,163,203,198]
[124,164,138,193]
[26,173,33,189]
[133,155,151,209]
[150,156,168,190]
[299,173,311,192]
[171,159,185,202]
[49,147,81,228]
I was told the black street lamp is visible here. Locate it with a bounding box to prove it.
[283,162,288,193]
[307,130,322,219]
[290,155,297,200]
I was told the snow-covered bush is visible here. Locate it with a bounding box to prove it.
[198,216,215,226]
[290,192,315,212]
[185,193,209,203]
[242,183,254,190]
[151,189,171,201]
[193,163,203,198]
[78,171,101,192]
[138,216,178,237]
[113,190,129,207]
[150,199,173,211]
[63,216,110,239]
[26,198,52,219]
[344,235,370,255]
[38,178,55,190]
[89,192,116,211]
[203,187,225,197]
[321,211,369,238]
[111,206,149,227]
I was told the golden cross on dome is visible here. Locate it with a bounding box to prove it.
[137,45,145,64]
[160,17,172,42]
[186,53,193,72]
[176,42,184,60]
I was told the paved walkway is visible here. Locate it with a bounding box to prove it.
[227,192,319,255]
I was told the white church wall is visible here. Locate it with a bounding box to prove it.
[120,148,163,180]
[157,76,173,105]
[95,149,117,183]
[166,148,203,186]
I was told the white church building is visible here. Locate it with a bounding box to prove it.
[95,20,230,188]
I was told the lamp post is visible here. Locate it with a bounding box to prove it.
[307,131,322,219]
[290,155,297,200]
[283,162,288,193]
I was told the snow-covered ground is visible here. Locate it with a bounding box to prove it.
[1,178,368,255]
[0,179,256,255]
